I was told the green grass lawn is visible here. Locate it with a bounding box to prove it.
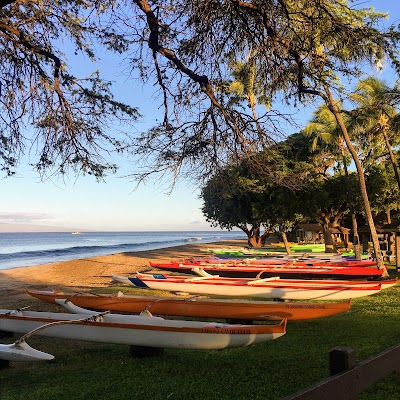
[1,271,400,400]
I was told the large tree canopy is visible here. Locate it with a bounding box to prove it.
[124,1,400,180]
[0,0,139,178]
[3,1,399,183]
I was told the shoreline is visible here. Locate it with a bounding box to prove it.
[0,239,247,307]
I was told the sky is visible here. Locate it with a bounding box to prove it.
[1,1,400,233]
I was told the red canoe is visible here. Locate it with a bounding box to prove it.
[148,261,385,279]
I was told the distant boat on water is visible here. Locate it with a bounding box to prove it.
[71,232,81,235]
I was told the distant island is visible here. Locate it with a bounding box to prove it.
[0,223,85,233]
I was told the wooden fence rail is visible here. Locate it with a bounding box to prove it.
[284,345,400,400]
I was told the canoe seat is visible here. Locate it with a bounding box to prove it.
[247,277,281,285]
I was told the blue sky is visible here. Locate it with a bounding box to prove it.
[1,1,399,232]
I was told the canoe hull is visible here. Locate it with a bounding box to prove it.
[27,289,351,321]
[149,262,383,279]
[129,274,387,301]
[0,310,286,350]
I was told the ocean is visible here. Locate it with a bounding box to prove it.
[0,231,244,271]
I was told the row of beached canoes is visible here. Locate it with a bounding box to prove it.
[0,246,396,365]
[146,258,384,279]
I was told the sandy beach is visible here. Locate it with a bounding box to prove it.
[0,239,247,308]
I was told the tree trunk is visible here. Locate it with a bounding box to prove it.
[282,231,292,255]
[351,214,362,260]
[238,224,262,248]
[339,138,361,259]
[248,235,262,247]
[323,229,336,253]
[246,225,262,247]
[324,88,387,275]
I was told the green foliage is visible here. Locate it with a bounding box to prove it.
[365,164,400,214]
[201,133,320,241]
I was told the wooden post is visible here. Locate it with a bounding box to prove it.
[329,347,356,376]
[395,232,400,272]
[284,344,400,400]
[362,233,369,253]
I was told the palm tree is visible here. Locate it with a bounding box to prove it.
[323,86,387,274]
[303,105,362,258]
[227,51,272,141]
[350,77,400,192]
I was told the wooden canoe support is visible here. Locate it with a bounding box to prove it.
[284,345,400,400]
[0,330,12,369]
[358,222,400,271]
[129,345,164,358]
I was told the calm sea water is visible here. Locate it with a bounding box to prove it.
[0,231,243,271]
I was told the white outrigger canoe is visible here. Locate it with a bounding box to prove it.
[114,273,396,301]
[0,306,286,351]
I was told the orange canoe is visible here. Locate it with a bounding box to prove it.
[27,289,351,321]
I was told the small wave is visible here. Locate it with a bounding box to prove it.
[0,238,192,262]
[0,232,245,270]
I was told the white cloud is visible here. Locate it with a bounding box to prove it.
[0,212,53,223]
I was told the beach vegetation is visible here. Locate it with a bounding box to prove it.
[201,123,398,255]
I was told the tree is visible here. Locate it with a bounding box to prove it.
[201,167,274,247]
[201,133,318,248]
[126,1,400,271]
[224,52,273,142]
[298,174,363,253]
[202,140,360,253]
[350,77,400,192]
[0,0,139,178]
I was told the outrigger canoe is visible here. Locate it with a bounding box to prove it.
[26,289,351,321]
[205,248,372,260]
[114,273,397,300]
[183,257,378,267]
[148,261,383,279]
[0,307,286,350]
